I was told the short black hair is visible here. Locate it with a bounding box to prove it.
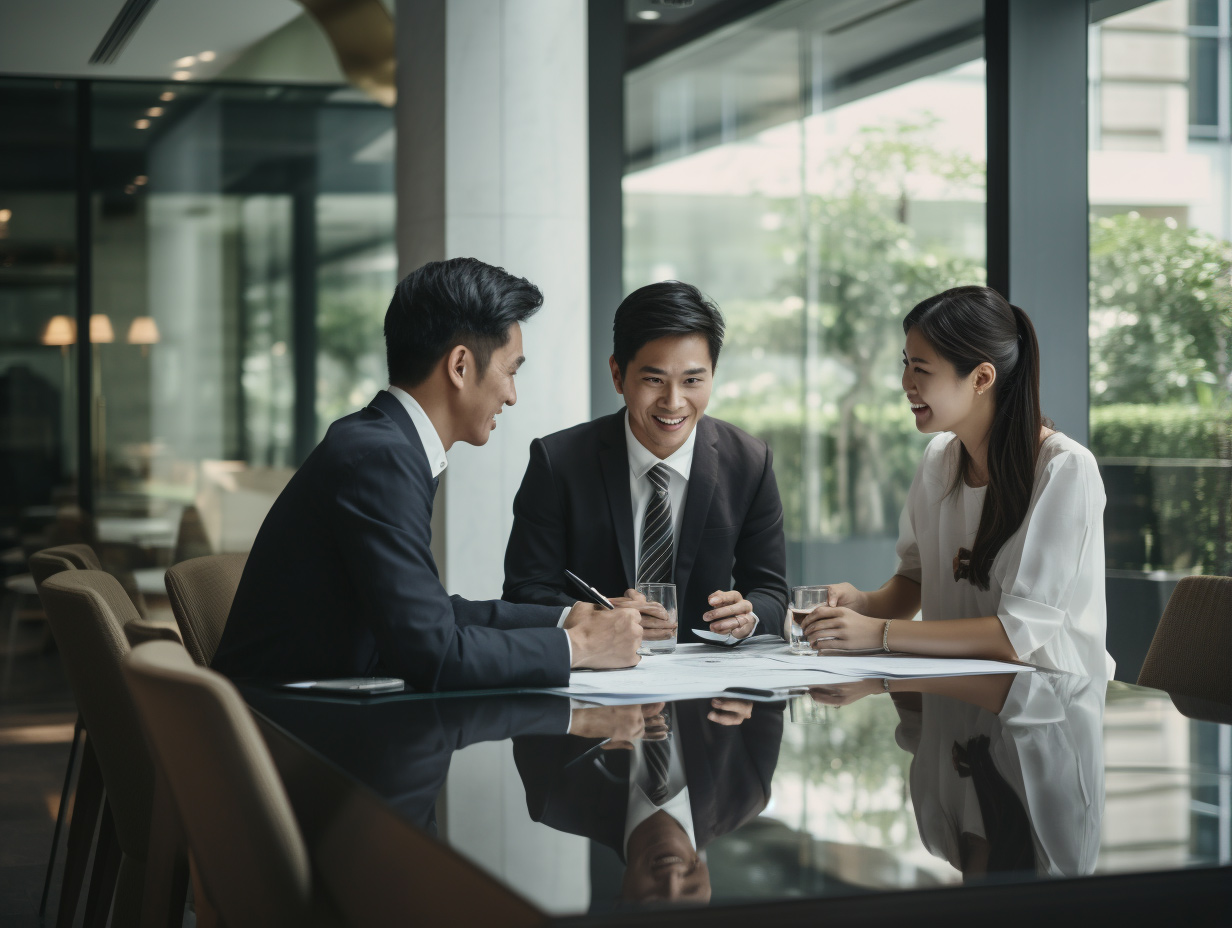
[385,257,544,387]
[612,281,725,375]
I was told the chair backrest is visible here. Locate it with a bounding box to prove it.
[164,553,248,666]
[28,543,102,586]
[1138,575,1232,703]
[37,570,153,858]
[124,640,313,928]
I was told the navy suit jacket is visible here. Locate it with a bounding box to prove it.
[212,390,569,690]
[502,412,788,639]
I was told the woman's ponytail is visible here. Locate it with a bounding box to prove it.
[903,288,1048,590]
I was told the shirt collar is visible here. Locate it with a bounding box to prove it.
[386,385,448,478]
[623,408,697,482]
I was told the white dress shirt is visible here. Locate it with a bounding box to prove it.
[385,386,573,658]
[623,708,697,855]
[624,411,757,638]
[895,431,1113,679]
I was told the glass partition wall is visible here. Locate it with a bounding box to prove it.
[624,0,986,589]
[0,76,394,587]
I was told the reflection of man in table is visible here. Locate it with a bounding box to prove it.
[513,698,784,906]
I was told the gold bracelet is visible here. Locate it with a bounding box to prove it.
[882,619,892,652]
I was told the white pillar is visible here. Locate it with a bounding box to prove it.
[395,0,591,912]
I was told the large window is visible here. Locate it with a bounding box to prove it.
[0,77,394,592]
[624,0,985,588]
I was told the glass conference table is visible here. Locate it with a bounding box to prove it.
[239,664,1231,926]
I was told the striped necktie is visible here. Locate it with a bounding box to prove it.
[637,464,674,584]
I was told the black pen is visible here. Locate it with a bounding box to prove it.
[564,569,615,610]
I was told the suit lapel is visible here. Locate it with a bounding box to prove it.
[598,412,636,589]
[675,416,717,608]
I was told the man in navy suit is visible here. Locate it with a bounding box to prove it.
[503,281,787,643]
[213,258,643,690]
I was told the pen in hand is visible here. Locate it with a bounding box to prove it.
[564,569,615,610]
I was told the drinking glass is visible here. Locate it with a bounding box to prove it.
[635,582,677,655]
[789,585,829,654]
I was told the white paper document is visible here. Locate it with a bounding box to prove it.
[546,641,1029,703]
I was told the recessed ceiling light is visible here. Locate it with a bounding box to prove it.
[637,9,661,19]
[146,106,163,117]
[174,55,196,67]
[135,119,150,129]
[198,50,216,62]
[172,70,191,81]
[134,175,149,186]
[159,91,175,102]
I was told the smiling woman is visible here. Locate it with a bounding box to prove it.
[802,287,1114,680]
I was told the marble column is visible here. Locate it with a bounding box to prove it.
[395,0,591,912]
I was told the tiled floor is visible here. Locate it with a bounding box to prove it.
[0,616,80,927]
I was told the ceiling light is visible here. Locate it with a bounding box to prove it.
[172,70,191,81]
[134,175,148,186]
[0,209,10,223]
[159,91,175,102]
[134,119,150,129]
[146,106,163,117]
[198,50,216,62]
[637,9,661,19]
[174,55,196,67]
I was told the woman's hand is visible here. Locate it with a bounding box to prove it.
[806,679,884,707]
[823,581,867,612]
[801,605,885,650]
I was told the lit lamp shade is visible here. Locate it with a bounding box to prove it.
[89,314,115,344]
[127,316,160,346]
[42,315,77,346]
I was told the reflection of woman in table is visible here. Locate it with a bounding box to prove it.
[797,287,1112,679]
[814,670,1105,879]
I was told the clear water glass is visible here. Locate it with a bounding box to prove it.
[635,582,677,655]
[789,585,829,654]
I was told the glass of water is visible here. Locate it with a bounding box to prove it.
[789,585,829,654]
[636,582,677,655]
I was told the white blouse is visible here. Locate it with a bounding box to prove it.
[895,432,1114,679]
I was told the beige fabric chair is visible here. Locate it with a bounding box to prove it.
[164,553,248,666]
[38,570,155,927]
[124,640,339,928]
[31,543,147,618]
[1138,575,1232,704]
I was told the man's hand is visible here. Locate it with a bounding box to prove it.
[707,698,753,726]
[569,702,664,743]
[703,589,755,639]
[566,605,643,669]
[609,589,678,641]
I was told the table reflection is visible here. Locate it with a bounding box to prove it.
[513,698,783,909]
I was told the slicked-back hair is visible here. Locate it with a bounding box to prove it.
[612,281,725,375]
[385,258,544,387]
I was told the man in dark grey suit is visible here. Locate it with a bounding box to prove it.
[213,258,642,690]
[503,281,787,642]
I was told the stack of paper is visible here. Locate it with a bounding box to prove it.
[547,641,1029,704]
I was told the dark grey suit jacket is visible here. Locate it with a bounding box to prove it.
[503,411,787,639]
[213,390,569,690]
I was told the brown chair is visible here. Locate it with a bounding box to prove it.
[124,640,340,928]
[28,545,105,924]
[38,570,160,927]
[164,553,248,666]
[1138,575,1232,704]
